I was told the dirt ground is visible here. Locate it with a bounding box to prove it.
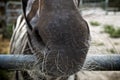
[0,34,10,54]
[82,8,120,54]
[75,8,120,80]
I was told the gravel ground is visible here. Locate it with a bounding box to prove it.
[75,8,120,80]
[82,8,120,54]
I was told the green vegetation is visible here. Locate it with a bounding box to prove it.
[3,24,13,39]
[104,25,115,33]
[108,48,117,54]
[104,25,120,38]
[114,42,119,45]
[90,21,100,26]
[109,0,120,10]
[0,70,14,80]
[97,43,104,46]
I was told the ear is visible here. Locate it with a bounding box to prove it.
[21,0,33,30]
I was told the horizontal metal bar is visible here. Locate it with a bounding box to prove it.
[0,55,36,71]
[83,54,120,71]
[0,54,120,71]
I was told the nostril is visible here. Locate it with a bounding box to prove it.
[35,29,42,41]
[33,28,45,46]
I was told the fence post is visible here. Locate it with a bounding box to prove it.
[105,0,109,15]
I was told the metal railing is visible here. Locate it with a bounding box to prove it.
[79,0,119,15]
[0,54,120,71]
[0,2,6,21]
[5,1,22,25]
[80,0,108,8]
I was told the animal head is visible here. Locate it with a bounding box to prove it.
[21,0,89,77]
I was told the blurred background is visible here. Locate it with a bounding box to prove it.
[0,0,120,80]
[0,0,21,54]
